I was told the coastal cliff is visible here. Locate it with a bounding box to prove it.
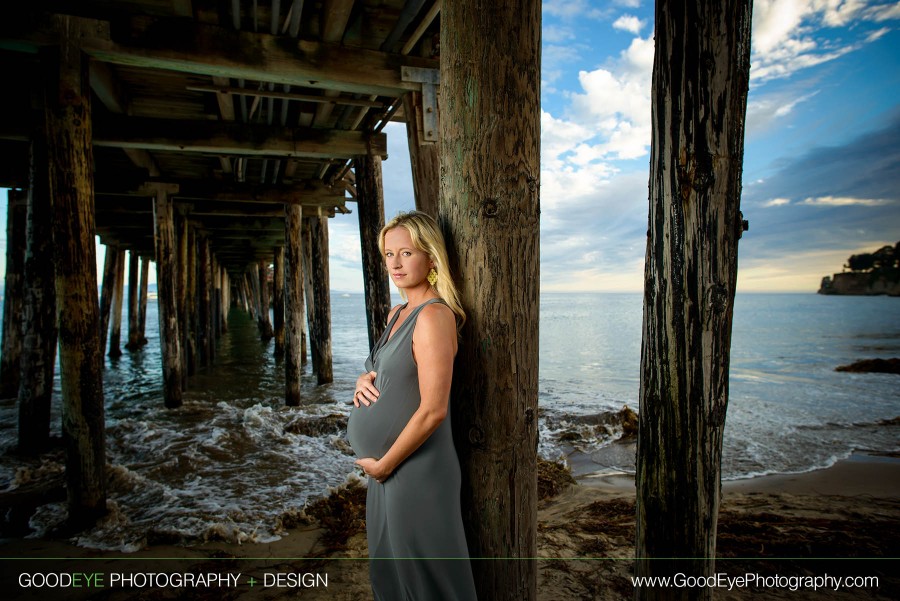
[818,241,900,296]
[818,272,900,296]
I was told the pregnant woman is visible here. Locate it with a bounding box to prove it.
[346,211,477,600]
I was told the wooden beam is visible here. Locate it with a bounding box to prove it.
[79,18,436,96]
[86,115,388,159]
[89,60,162,177]
[95,179,346,205]
[187,84,386,108]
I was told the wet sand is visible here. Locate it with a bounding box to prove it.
[2,453,898,600]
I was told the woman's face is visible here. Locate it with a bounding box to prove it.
[383,227,433,291]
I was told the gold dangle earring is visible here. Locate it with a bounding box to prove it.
[427,267,438,286]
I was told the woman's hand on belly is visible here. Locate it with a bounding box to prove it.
[353,371,379,407]
[356,457,391,483]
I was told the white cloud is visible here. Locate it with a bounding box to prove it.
[763,198,792,207]
[567,34,654,161]
[865,26,891,41]
[866,1,900,20]
[613,15,645,34]
[543,0,606,20]
[801,195,891,206]
[751,0,900,82]
[543,43,584,88]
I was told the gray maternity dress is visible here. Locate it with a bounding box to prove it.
[347,298,477,601]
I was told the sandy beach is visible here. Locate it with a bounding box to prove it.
[0,455,900,601]
[2,452,898,600]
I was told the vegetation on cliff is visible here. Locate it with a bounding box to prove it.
[819,241,900,295]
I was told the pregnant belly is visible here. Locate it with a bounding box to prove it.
[347,393,417,459]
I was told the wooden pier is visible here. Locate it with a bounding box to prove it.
[0,1,547,598]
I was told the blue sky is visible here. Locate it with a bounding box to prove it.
[330,0,900,293]
[2,0,899,294]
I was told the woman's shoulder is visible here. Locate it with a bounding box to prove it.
[415,301,456,333]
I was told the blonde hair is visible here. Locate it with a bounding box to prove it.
[379,211,466,330]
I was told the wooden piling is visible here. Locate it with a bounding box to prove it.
[273,247,285,355]
[284,204,304,405]
[107,250,125,358]
[440,0,541,596]
[126,250,141,350]
[307,214,333,384]
[238,272,249,313]
[635,1,752,595]
[212,256,222,348]
[185,226,197,374]
[403,91,440,217]
[302,218,315,368]
[256,259,274,340]
[137,255,150,347]
[1,190,26,399]
[18,118,59,456]
[43,18,107,525]
[177,213,189,385]
[221,269,230,333]
[17,81,59,457]
[150,183,183,408]
[98,245,119,355]
[354,154,392,350]
[198,237,211,366]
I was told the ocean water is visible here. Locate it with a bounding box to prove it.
[0,292,897,551]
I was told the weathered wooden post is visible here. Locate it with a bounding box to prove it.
[18,111,59,456]
[354,154,392,350]
[198,237,211,366]
[137,255,150,346]
[44,16,107,525]
[126,250,141,350]
[403,91,440,216]
[307,213,333,384]
[177,212,189,383]
[107,250,125,358]
[221,269,230,333]
[635,1,752,598]
[244,273,254,318]
[440,0,541,598]
[148,182,183,408]
[98,245,119,354]
[238,271,249,313]
[284,205,305,405]
[257,259,274,340]
[185,227,198,374]
[273,246,285,355]
[1,190,26,399]
[213,256,222,347]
